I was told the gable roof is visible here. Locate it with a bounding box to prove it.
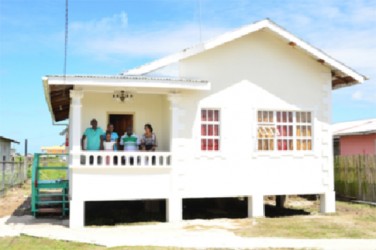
[333,119,376,137]
[123,19,367,89]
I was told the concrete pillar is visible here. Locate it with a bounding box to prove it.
[69,90,83,166]
[320,191,336,213]
[166,197,182,222]
[247,194,264,217]
[167,93,181,154]
[276,195,287,208]
[69,200,85,228]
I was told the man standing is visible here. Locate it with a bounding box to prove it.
[81,119,104,151]
[120,126,139,165]
[120,126,140,151]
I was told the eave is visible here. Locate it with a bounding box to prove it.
[43,75,210,122]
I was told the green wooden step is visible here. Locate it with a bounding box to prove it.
[36,200,69,205]
[37,193,68,197]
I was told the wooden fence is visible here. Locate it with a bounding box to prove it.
[0,158,29,196]
[334,155,376,202]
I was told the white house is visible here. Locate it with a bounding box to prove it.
[42,19,367,228]
[0,136,19,161]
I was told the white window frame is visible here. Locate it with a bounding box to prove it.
[200,108,221,152]
[256,110,314,154]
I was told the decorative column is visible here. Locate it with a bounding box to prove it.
[319,74,336,214]
[69,90,83,166]
[167,93,182,153]
[166,93,183,222]
[69,89,84,228]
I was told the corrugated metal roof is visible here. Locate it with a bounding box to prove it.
[46,74,208,83]
[333,119,376,136]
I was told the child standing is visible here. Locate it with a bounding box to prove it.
[102,131,116,165]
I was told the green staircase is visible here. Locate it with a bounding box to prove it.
[31,153,69,217]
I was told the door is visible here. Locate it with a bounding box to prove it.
[109,114,134,138]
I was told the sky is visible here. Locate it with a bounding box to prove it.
[0,0,375,153]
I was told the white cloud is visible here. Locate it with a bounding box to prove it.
[352,90,363,100]
[68,13,227,59]
[62,4,376,107]
[350,82,376,104]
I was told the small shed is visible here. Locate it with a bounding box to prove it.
[0,136,20,161]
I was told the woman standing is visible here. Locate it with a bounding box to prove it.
[141,124,157,151]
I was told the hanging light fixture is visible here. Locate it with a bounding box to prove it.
[113,90,135,103]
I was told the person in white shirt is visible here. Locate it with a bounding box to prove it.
[120,126,140,151]
[102,131,116,165]
[120,126,140,165]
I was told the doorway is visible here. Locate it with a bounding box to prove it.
[109,114,134,138]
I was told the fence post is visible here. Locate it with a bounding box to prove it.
[11,159,14,188]
[1,161,5,194]
[23,157,27,182]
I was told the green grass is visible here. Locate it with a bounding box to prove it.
[0,235,314,250]
[230,201,376,239]
[36,157,68,180]
[0,235,185,250]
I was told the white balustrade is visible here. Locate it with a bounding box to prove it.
[76,151,172,167]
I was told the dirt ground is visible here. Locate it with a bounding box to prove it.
[0,181,31,218]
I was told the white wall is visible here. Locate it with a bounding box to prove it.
[0,140,11,161]
[71,167,172,201]
[80,92,171,151]
[172,29,333,197]
[70,29,334,207]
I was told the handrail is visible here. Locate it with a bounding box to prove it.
[32,154,39,188]
[31,153,70,217]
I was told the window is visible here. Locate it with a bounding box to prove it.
[257,110,313,151]
[201,109,220,151]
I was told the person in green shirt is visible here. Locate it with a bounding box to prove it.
[81,119,104,151]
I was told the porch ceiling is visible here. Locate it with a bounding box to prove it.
[42,75,210,122]
[45,84,73,122]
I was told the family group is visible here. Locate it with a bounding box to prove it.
[81,119,157,152]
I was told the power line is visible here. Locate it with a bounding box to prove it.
[198,0,202,43]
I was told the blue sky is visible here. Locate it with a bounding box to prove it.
[1,0,375,153]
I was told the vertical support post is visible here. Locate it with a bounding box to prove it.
[166,94,183,222]
[276,195,287,208]
[69,90,83,218]
[247,194,264,218]
[166,197,182,222]
[167,93,181,154]
[69,90,83,167]
[24,139,28,182]
[69,200,85,228]
[1,161,5,194]
[11,158,14,187]
[320,191,336,213]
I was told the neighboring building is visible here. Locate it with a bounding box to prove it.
[42,19,367,228]
[333,119,376,156]
[0,136,20,161]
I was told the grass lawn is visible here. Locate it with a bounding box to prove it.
[0,236,197,250]
[36,156,68,180]
[0,235,312,250]
[228,200,376,239]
